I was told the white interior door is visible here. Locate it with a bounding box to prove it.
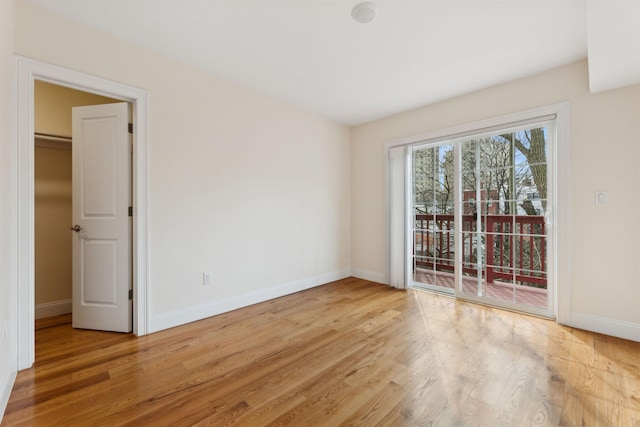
[71,102,132,332]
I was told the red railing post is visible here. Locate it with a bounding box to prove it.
[413,213,546,290]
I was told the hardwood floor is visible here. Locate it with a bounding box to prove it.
[3,278,640,426]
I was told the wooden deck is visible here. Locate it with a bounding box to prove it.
[3,278,639,426]
[415,269,548,308]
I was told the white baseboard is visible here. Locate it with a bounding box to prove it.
[35,300,72,319]
[0,370,17,424]
[563,312,640,342]
[149,269,352,333]
[350,268,386,285]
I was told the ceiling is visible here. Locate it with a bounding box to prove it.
[30,1,640,126]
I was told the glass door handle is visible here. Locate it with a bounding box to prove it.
[544,209,552,228]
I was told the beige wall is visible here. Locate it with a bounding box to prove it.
[0,0,16,416]
[15,1,351,327]
[351,60,640,334]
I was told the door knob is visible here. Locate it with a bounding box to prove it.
[70,224,82,232]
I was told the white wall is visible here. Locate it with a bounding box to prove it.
[351,60,640,340]
[0,0,17,420]
[14,1,351,330]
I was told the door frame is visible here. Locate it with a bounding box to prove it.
[16,56,149,369]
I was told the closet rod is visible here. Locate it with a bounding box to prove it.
[34,132,72,143]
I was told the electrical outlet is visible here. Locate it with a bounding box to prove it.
[203,272,213,286]
[595,191,608,206]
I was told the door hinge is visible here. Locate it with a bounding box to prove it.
[129,289,133,300]
[128,123,133,134]
[129,206,133,217]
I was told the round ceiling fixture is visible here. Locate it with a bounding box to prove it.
[352,2,377,24]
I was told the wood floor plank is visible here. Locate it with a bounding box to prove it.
[338,380,407,426]
[3,278,640,426]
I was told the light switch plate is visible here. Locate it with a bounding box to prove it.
[595,191,608,206]
[203,272,213,286]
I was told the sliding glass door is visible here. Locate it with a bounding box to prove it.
[410,121,554,317]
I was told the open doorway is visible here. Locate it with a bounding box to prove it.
[17,57,149,370]
[34,81,124,333]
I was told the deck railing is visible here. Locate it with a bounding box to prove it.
[414,214,547,288]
